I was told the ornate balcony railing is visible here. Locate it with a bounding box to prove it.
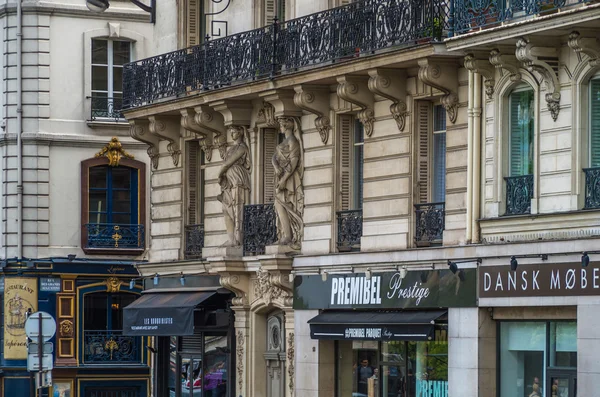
[337,210,362,251]
[123,0,449,109]
[89,95,124,121]
[84,224,145,249]
[83,330,142,364]
[243,204,277,256]
[414,202,445,246]
[185,224,204,259]
[504,175,534,215]
[584,167,600,209]
[450,0,590,35]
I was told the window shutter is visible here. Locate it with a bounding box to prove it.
[417,101,431,204]
[265,0,277,25]
[186,0,202,47]
[339,114,353,211]
[340,0,353,4]
[187,141,200,224]
[591,79,600,167]
[263,129,278,203]
[509,89,534,176]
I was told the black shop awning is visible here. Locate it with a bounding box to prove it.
[123,291,216,336]
[308,310,446,341]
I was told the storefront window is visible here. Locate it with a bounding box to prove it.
[499,321,577,397]
[336,327,448,397]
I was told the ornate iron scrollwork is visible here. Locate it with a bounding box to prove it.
[206,0,232,38]
[185,224,205,258]
[337,210,362,251]
[83,330,141,363]
[243,204,277,256]
[414,202,445,246]
[504,175,534,215]
[85,224,144,249]
[584,167,600,209]
[89,95,124,121]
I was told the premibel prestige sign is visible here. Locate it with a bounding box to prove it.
[293,269,477,310]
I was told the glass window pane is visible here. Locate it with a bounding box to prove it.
[88,212,107,224]
[550,322,577,368]
[92,66,108,91]
[182,357,203,397]
[89,191,107,215]
[416,339,448,396]
[204,334,228,397]
[509,89,534,176]
[92,39,108,64]
[433,105,446,132]
[113,41,131,65]
[112,213,132,225]
[500,322,546,397]
[590,79,600,167]
[432,132,446,203]
[381,341,406,397]
[110,293,135,330]
[113,67,123,92]
[169,337,178,397]
[337,340,378,397]
[84,293,108,330]
[90,166,107,188]
[112,167,131,189]
[353,119,364,210]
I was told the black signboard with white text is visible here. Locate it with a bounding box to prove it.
[293,269,477,310]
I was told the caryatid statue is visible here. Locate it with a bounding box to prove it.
[272,116,304,249]
[217,125,252,246]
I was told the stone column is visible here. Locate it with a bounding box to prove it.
[577,304,600,396]
[448,307,479,397]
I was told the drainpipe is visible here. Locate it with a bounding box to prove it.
[472,73,482,243]
[466,71,474,242]
[16,0,23,259]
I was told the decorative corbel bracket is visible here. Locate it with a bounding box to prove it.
[129,119,160,169]
[211,100,254,160]
[515,37,561,121]
[489,48,522,82]
[293,85,331,144]
[260,90,303,119]
[148,116,182,166]
[568,31,600,67]
[180,107,226,162]
[464,53,497,100]
[256,101,279,128]
[219,272,250,306]
[336,75,375,137]
[367,69,409,132]
[417,59,459,124]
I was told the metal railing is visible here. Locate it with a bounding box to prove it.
[84,223,145,249]
[83,330,142,364]
[504,175,534,215]
[123,0,449,109]
[243,204,277,256]
[185,224,205,259]
[89,95,124,121]
[337,210,362,251]
[414,202,445,246]
[584,167,600,209]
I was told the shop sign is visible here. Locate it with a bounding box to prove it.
[4,277,38,359]
[293,269,477,310]
[480,262,600,298]
[40,277,61,292]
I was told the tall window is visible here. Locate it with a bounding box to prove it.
[432,105,447,203]
[185,141,205,259]
[339,115,364,211]
[89,166,138,225]
[265,0,286,24]
[84,292,136,331]
[91,39,131,119]
[416,102,446,204]
[590,77,600,167]
[509,87,535,177]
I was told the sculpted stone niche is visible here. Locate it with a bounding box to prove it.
[272,117,304,250]
[217,125,252,247]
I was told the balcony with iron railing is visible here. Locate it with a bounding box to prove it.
[504,175,534,215]
[337,210,362,251]
[84,223,145,252]
[584,167,600,209]
[243,204,277,256]
[185,224,205,259]
[414,202,445,247]
[83,330,142,364]
[89,95,124,122]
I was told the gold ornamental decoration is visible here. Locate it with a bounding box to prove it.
[95,136,134,166]
[105,277,122,293]
[60,319,74,337]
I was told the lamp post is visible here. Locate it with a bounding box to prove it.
[86,0,156,23]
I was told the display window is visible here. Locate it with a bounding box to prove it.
[499,321,577,397]
[336,327,448,397]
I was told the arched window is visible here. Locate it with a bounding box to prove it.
[584,76,600,209]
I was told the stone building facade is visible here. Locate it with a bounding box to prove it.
[124,1,600,397]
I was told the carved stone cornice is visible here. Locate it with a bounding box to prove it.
[464,54,497,100]
[261,90,303,119]
[148,116,182,166]
[219,272,250,306]
[568,31,600,67]
[417,59,459,123]
[489,49,522,82]
[256,101,279,128]
[293,85,331,144]
[129,119,160,169]
[336,75,375,136]
[367,69,409,132]
[253,267,293,307]
[515,37,561,121]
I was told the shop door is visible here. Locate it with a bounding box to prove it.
[265,313,285,397]
[547,369,576,397]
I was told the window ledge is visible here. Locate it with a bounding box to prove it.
[87,120,130,129]
[82,247,145,256]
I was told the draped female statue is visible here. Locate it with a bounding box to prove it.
[217,125,252,246]
[272,117,304,249]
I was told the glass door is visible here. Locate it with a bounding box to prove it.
[547,370,576,397]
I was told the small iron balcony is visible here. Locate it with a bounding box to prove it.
[584,167,600,209]
[504,175,534,215]
[337,210,362,251]
[83,330,142,364]
[243,204,277,256]
[89,95,124,121]
[414,202,445,247]
[84,223,145,250]
[184,224,204,259]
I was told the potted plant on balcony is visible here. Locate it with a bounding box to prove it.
[538,0,559,15]
[417,17,443,44]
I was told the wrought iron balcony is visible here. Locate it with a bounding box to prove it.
[414,202,445,246]
[337,210,362,251]
[84,223,145,250]
[83,330,142,364]
[185,224,204,259]
[449,0,589,35]
[504,175,534,215]
[243,204,277,256]
[584,167,600,209]
[89,95,124,121]
[123,0,449,109]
